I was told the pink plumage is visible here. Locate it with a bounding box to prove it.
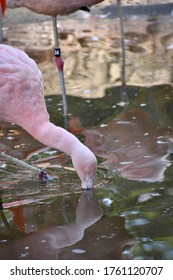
[0,44,97,189]
[6,0,104,16]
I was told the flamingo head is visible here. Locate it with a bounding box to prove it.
[71,146,97,189]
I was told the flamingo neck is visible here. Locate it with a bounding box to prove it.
[21,120,97,189]
[24,120,82,157]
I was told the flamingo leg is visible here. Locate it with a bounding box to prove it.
[52,16,68,131]
[117,0,128,104]
[0,6,3,43]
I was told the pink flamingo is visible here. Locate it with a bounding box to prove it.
[0,43,97,189]
[5,0,105,122]
[6,0,104,16]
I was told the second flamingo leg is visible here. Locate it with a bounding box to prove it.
[52,16,68,131]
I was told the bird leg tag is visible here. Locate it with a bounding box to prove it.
[54,48,61,57]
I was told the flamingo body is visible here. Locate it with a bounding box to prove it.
[6,0,104,16]
[0,44,97,189]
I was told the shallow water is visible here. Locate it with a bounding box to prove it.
[1,3,173,259]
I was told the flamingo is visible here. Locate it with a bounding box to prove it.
[0,43,97,189]
[4,0,105,125]
[5,0,104,16]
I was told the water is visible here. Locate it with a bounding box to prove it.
[1,3,173,259]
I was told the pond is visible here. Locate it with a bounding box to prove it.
[1,2,173,260]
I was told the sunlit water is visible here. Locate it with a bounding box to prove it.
[1,3,173,259]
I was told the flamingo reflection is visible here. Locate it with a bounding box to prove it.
[0,191,102,259]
